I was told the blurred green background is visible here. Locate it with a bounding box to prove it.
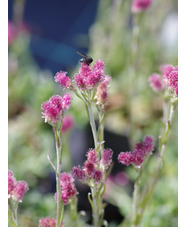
[8,0,177,226]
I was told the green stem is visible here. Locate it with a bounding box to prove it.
[54,127,64,227]
[8,199,19,227]
[132,101,177,226]
[87,103,98,150]
[70,196,78,227]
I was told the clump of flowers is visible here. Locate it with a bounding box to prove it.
[148,64,178,97]
[41,93,72,125]
[95,76,111,105]
[54,59,107,93]
[59,172,77,205]
[132,0,153,13]
[161,64,178,95]
[39,217,63,227]
[73,148,113,184]
[8,170,29,226]
[118,136,154,168]
[8,170,29,202]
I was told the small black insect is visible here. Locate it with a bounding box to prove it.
[77,51,93,65]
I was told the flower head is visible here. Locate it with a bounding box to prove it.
[74,60,105,90]
[39,217,62,227]
[101,149,113,168]
[92,170,103,183]
[118,151,133,166]
[56,172,77,205]
[86,149,98,164]
[72,166,87,181]
[148,73,164,93]
[12,181,29,201]
[8,171,16,196]
[132,0,153,13]
[118,136,155,167]
[96,76,111,105]
[54,71,73,89]
[161,64,178,95]
[41,94,72,124]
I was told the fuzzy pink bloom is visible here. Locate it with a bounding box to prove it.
[62,115,74,133]
[131,150,144,167]
[60,172,74,187]
[72,166,87,181]
[8,171,16,196]
[54,71,73,89]
[143,136,154,153]
[148,73,164,92]
[86,149,98,164]
[41,95,63,123]
[62,93,72,110]
[118,152,133,166]
[61,182,77,205]
[101,149,113,167]
[12,181,29,201]
[96,76,111,104]
[132,0,152,13]
[161,64,178,95]
[41,94,72,123]
[84,161,95,175]
[92,170,103,183]
[74,60,105,90]
[39,217,60,227]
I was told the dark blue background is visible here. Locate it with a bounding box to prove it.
[8,0,99,73]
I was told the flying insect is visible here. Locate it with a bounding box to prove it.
[77,51,93,65]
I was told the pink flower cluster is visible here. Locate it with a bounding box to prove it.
[59,172,77,205]
[62,114,74,133]
[161,64,178,95]
[72,148,113,184]
[96,76,111,105]
[74,60,105,90]
[118,136,154,168]
[148,64,178,96]
[8,170,29,202]
[41,94,72,124]
[54,71,73,89]
[132,0,152,13]
[39,217,63,227]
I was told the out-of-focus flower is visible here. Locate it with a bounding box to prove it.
[12,181,29,202]
[62,115,74,133]
[132,0,153,13]
[39,217,63,227]
[148,73,164,93]
[54,71,73,89]
[95,76,111,105]
[118,136,154,167]
[41,94,72,124]
[161,64,178,95]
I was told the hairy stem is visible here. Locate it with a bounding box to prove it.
[54,127,64,227]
